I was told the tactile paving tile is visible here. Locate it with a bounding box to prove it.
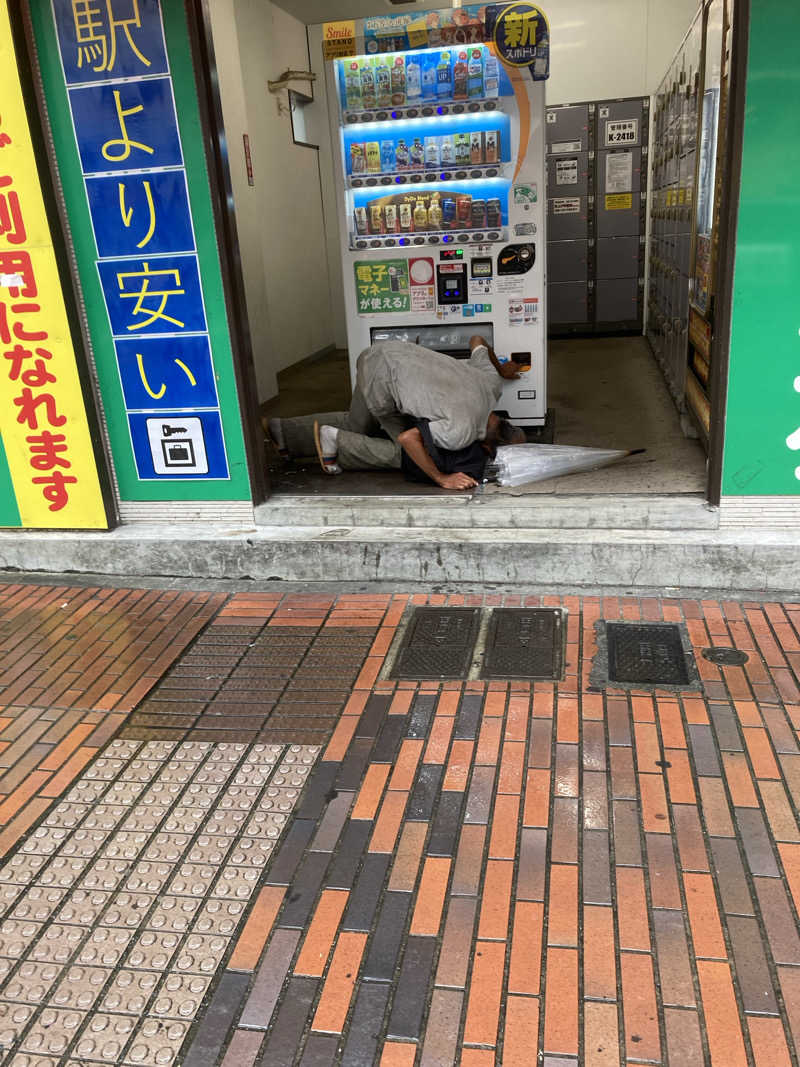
[150,974,210,1019]
[0,741,317,1065]
[19,1007,85,1057]
[100,970,159,1015]
[2,963,62,1005]
[50,967,110,1011]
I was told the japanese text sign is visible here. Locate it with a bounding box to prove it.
[485,2,550,77]
[0,0,108,529]
[51,0,229,481]
[354,260,410,315]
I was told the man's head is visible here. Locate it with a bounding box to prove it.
[483,412,525,454]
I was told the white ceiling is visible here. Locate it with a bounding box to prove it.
[271,0,449,27]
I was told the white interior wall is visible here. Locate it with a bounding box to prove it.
[209,0,334,402]
[307,0,700,350]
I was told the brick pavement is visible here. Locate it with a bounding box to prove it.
[0,584,799,1065]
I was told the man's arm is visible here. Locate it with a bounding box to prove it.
[469,335,521,380]
[397,428,478,490]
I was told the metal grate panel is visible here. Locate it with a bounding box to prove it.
[482,609,563,680]
[607,623,689,685]
[391,608,480,680]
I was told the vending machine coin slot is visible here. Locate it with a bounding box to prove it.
[497,244,536,275]
[437,262,468,304]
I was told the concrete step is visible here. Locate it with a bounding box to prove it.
[3,522,798,592]
[255,493,719,531]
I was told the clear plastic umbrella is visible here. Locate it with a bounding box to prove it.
[487,444,645,487]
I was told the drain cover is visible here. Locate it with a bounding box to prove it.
[482,609,563,680]
[391,608,480,680]
[702,646,749,666]
[606,623,690,686]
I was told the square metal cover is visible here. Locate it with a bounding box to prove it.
[606,622,689,685]
[391,608,480,680]
[482,608,563,680]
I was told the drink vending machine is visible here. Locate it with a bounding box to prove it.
[325,3,550,426]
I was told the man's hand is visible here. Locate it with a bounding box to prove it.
[499,361,522,380]
[438,472,478,490]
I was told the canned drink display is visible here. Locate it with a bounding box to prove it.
[354,207,368,235]
[457,195,472,226]
[442,198,457,226]
[471,199,486,228]
[486,198,502,228]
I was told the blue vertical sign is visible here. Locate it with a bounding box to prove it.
[51,0,228,480]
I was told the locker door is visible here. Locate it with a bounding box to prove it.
[548,196,590,241]
[549,282,589,325]
[547,240,589,284]
[547,152,591,197]
[545,104,591,153]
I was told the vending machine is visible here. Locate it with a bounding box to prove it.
[324,3,550,426]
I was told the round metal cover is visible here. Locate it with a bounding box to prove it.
[702,647,749,666]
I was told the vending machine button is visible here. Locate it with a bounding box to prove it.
[352,179,363,188]
[472,233,485,241]
[428,236,440,244]
[470,170,481,179]
[413,237,425,245]
[442,234,453,243]
[370,240,382,248]
[395,176,407,184]
[457,234,470,243]
[356,241,368,249]
[411,175,422,183]
[346,113,357,123]
[487,168,498,178]
[407,109,418,118]
[422,107,434,116]
[381,178,392,186]
[376,111,388,121]
[399,238,409,246]
[441,172,452,181]
[487,232,500,241]
[453,105,465,114]
[425,172,436,182]
[437,106,449,115]
[468,103,480,112]
[366,178,377,186]
[485,102,497,111]
[385,239,396,246]
[455,171,467,180]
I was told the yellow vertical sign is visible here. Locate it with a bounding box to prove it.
[0,0,108,529]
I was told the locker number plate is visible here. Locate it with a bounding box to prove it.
[605,119,638,146]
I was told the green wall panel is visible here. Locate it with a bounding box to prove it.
[0,435,22,528]
[722,0,800,495]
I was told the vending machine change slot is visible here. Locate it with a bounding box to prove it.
[437,262,468,304]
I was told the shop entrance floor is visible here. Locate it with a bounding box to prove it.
[262,337,707,500]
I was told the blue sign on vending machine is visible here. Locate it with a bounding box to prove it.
[50,0,230,481]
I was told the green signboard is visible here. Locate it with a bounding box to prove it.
[30,0,251,502]
[722,0,800,496]
[355,259,411,314]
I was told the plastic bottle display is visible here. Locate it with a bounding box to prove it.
[424,136,440,167]
[406,55,422,100]
[350,143,366,175]
[396,139,410,171]
[354,206,368,234]
[399,202,413,231]
[380,140,396,173]
[384,203,398,233]
[467,48,484,98]
[421,54,438,100]
[365,142,381,174]
[358,191,506,235]
[344,61,362,111]
[360,59,377,110]
[483,51,500,99]
[454,133,471,166]
[409,138,425,170]
[436,52,453,99]
[391,56,406,106]
[375,56,392,109]
[440,135,456,167]
[453,51,468,100]
[428,192,443,230]
[413,199,429,230]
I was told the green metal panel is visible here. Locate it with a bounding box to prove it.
[0,434,22,528]
[722,0,800,495]
[30,0,252,502]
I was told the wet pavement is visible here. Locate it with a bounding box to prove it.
[1,581,799,1065]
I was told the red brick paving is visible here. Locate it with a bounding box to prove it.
[3,582,800,1064]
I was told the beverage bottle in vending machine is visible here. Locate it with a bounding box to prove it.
[380,140,396,172]
[467,48,484,98]
[413,199,429,231]
[470,131,484,164]
[391,56,407,106]
[406,55,422,100]
[369,204,384,234]
[344,61,362,110]
[410,138,425,169]
[350,143,366,174]
[399,202,413,231]
[396,139,410,170]
[424,136,440,167]
[360,59,377,110]
[440,135,456,167]
[442,198,457,228]
[453,51,468,100]
[483,52,500,99]
[436,52,453,100]
[484,129,499,164]
[421,53,438,100]
[384,203,398,232]
[428,192,443,230]
[375,56,392,108]
[365,142,381,174]
[354,207,368,234]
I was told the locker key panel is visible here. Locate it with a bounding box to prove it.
[547,240,589,284]
[546,104,591,153]
[549,282,589,325]
[547,152,591,197]
[548,196,590,241]
[597,99,647,149]
[596,192,642,238]
[596,236,641,280]
[596,277,640,322]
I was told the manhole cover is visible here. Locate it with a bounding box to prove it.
[482,609,563,680]
[607,622,690,686]
[391,608,481,680]
[702,646,749,666]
